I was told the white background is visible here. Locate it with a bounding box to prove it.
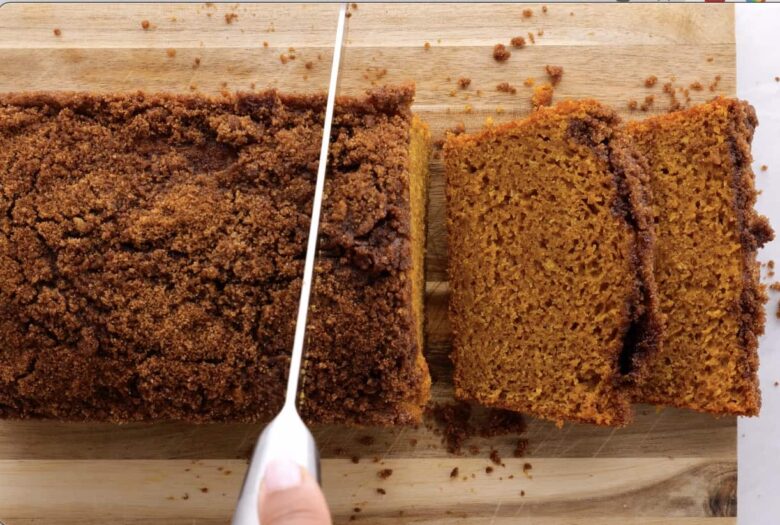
[736,5,780,525]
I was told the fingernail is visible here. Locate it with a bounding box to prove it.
[263,459,302,493]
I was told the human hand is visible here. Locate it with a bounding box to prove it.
[258,459,332,525]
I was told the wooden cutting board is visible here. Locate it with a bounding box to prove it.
[0,3,739,524]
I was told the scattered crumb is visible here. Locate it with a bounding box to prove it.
[166,48,176,58]
[357,435,375,446]
[493,43,511,62]
[378,468,393,480]
[409,438,418,447]
[450,467,460,479]
[200,487,208,493]
[489,449,502,466]
[189,83,198,91]
[542,5,548,13]
[521,490,526,496]
[376,488,386,495]
[528,32,535,44]
[224,13,238,24]
[458,77,472,89]
[141,20,150,30]
[353,507,362,513]
[775,381,779,387]
[511,36,526,48]
[775,76,779,82]
[690,81,704,91]
[53,28,62,37]
[513,439,529,458]
[760,165,768,172]
[628,100,639,111]
[166,496,175,500]
[351,456,360,464]
[449,89,457,97]
[545,65,564,86]
[707,57,714,63]
[570,11,574,16]
[645,75,658,88]
[182,493,190,500]
[464,104,473,114]
[263,41,269,48]
[524,77,535,87]
[224,469,232,475]
[352,2,358,8]
[497,82,517,95]
[522,8,533,18]
[424,41,431,50]
[363,67,387,84]
[640,95,655,112]
[372,456,380,463]
[523,462,533,478]
[485,466,494,474]
[349,516,356,522]
[531,84,554,109]
[193,57,201,69]
[709,75,721,92]
[280,54,289,64]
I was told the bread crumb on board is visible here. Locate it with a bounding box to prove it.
[645,75,658,87]
[53,28,62,36]
[141,20,151,30]
[522,8,533,18]
[224,12,238,24]
[493,44,511,62]
[166,48,176,58]
[531,84,554,109]
[424,41,431,50]
[450,467,459,479]
[511,36,526,48]
[458,77,471,89]
[545,65,564,86]
[497,82,517,95]
[378,468,393,480]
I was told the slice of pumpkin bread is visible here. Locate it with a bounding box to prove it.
[444,100,660,427]
[626,98,773,416]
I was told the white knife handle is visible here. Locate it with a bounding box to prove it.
[232,408,320,525]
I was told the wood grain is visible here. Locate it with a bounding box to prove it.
[0,3,738,523]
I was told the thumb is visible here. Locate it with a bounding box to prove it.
[258,459,332,525]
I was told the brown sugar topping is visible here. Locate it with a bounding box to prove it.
[0,86,431,425]
[545,65,564,86]
[510,36,526,48]
[493,44,511,62]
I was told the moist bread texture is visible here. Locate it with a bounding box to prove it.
[444,100,660,427]
[626,98,773,416]
[0,86,431,424]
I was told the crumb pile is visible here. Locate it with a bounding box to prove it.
[626,98,773,416]
[0,86,431,424]
[444,100,661,426]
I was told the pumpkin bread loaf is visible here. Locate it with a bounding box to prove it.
[0,86,431,424]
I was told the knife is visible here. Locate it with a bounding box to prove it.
[231,4,348,524]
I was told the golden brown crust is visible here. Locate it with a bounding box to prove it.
[0,86,430,424]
